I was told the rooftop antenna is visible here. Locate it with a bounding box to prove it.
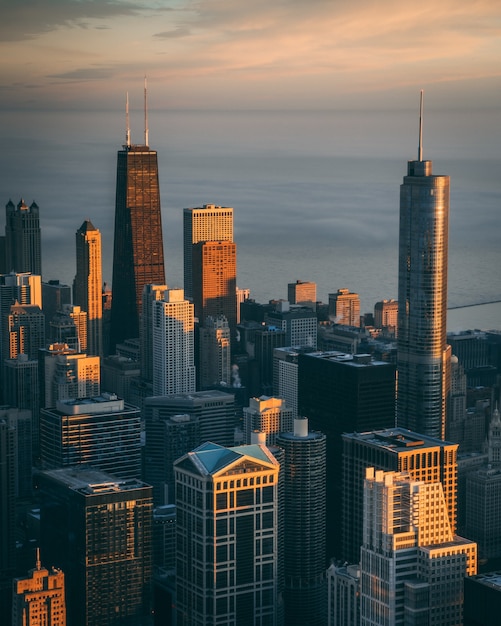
[125,92,131,148]
[35,547,41,570]
[418,89,424,161]
[144,76,149,147]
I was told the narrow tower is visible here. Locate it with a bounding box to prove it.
[396,91,451,439]
[110,86,165,350]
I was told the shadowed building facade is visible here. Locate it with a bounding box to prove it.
[396,93,451,439]
[110,139,165,350]
[5,199,41,276]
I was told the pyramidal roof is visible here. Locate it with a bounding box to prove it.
[78,219,98,233]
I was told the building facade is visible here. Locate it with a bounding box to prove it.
[287,280,317,306]
[5,199,41,276]
[199,314,232,389]
[328,289,360,327]
[74,220,103,357]
[140,283,168,382]
[243,396,293,446]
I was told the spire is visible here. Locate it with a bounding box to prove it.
[418,89,424,162]
[144,75,149,148]
[36,547,41,570]
[125,92,131,148]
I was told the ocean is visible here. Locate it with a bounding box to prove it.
[1,107,500,331]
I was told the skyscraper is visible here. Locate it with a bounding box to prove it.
[199,314,231,389]
[328,289,360,327]
[152,289,196,396]
[12,550,66,626]
[183,205,234,300]
[276,418,326,626]
[287,280,317,306]
[5,199,41,276]
[140,283,167,382]
[110,87,165,350]
[396,92,451,439]
[243,395,293,446]
[39,466,152,626]
[175,442,282,626]
[74,220,103,357]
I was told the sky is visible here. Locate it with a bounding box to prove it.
[1,0,501,112]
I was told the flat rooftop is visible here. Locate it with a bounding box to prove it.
[343,428,457,451]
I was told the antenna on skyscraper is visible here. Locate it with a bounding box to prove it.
[418,89,424,161]
[144,76,149,147]
[125,92,131,148]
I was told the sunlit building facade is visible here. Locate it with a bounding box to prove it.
[175,442,282,626]
[328,289,360,327]
[74,219,103,357]
[152,289,196,396]
[396,105,451,438]
[287,280,317,306]
[243,395,293,446]
[140,283,168,382]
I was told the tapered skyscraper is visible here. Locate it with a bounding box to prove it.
[110,84,165,350]
[74,220,103,357]
[397,92,451,439]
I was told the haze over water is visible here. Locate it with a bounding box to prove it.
[1,107,500,331]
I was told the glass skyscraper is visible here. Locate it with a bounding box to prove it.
[396,94,451,439]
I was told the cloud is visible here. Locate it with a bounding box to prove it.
[154,27,191,38]
[47,67,117,81]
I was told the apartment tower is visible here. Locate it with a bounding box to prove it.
[396,92,451,438]
[110,85,165,350]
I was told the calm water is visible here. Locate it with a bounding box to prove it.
[1,108,500,330]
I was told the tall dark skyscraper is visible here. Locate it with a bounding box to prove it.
[396,92,451,439]
[110,85,165,350]
[5,199,41,276]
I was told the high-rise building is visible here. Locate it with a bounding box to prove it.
[243,395,293,446]
[328,289,360,327]
[199,314,232,389]
[4,355,39,454]
[12,550,66,626]
[360,467,476,626]
[298,350,395,557]
[6,303,45,360]
[40,393,141,479]
[0,417,16,579]
[183,205,234,300]
[287,280,317,306]
[326,562,360,626]
[396,93,451,439]
[266,301,317,348]
[276,418,326,626]
[42,280,72,336]
[342,428,458,565]
[5,199,41,276]
[464,571,501,626]
[110,90,165,350]
[373,299,398,335]
[144,390,236,449]
[192,240,237,337]
[74,220,103,357]
[175,442,282,626]
[152,289,196,396]
[236,287,250,324]
[48,305,87,352]
[39,466,152,626]
[0,407,32,499]
[140,283,168,382]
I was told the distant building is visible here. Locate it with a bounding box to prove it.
[39,467,152,626]
[266,301,317,348]
[12,550,66,626]
[464,571,501,626]
[5,199,41,276]
[0,417,16,578]
[48,305,87,352]
[373,299,398,336]
[288,280,317,306]
[140,283,168,383]
[199,314,231,389]
[175,442,282,625]
[42,280,71,336]
[243,395,293,445]
[328,289,360,327]
[3,355,39,454]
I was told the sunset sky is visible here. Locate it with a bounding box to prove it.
[2,0,500,111]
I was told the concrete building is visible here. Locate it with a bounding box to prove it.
[373,299,398,336]
[42,280,71,336]
[266,301,317,349]
[328,289,360,327]
[199,314,232,389]
[243,396,293,446]
[287,280,316,307]
[175,442,282,626]
[360,468,476,626]
[12,550,66,626]
[48,305,87,352]
[39,466,152,626]
[464,571,501,626]
[140,283,167,382]
[152,289,196,396]
[276,418,326,626]
[327,562,360,626]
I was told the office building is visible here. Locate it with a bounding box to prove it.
[12,550,66,626]
[183,205,234,300]
[4,355,39,454]
[48,305,87,352]
[38,344,100,408]
[273,346,316,418]
[6,303,45,360]
[152,289,196,396]
[236,286,250,323]
[100,354,140,404]
[144,407,199,504]
[5,199,41,276]
[396,93,451,439]
[287,280,316,306]
[464,572,501,626]
[298,350,395,557]
[192,240,237,337]
[199,314,232,389]
[276,418,326,626]
[74,220,103,357]
[266,301,317,348]
[373,299,398,335]
[360,467,476,626]
[42,280,72,336]
[144,390,236,449]
[175,442,282,626]
[152,504,177,573]
[140,283,167,382]
[0,417,16,579]
[327,562,360,626]
[328,289,360,327]
[342,428,458,565]
[243,396,293,446]
[40,393,141,480]
[109,92,165,350]
[0,406,32,498]
[39,466,152,626]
